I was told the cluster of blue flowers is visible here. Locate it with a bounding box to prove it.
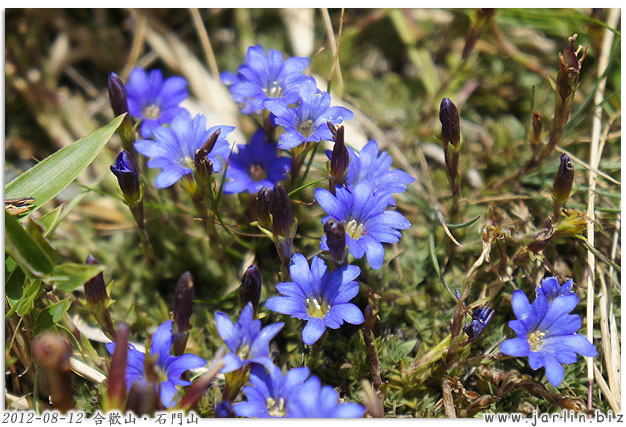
[501,277,597,387]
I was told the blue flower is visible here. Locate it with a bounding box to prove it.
[215,302,284,374]
[233,364,310,417]
[536,276,575,303]
[500,289,598,387]
[105,320,207,408]
[314,181,411,270]
[134,111,234,188]
[221,45,311,114]
[463,306,494,341]
[126,68,188,138]
[265,253,364,345]
[110,151,140,204]
[264,78,354,150]
[224,129,291,194]
[343,140,415,198]
[288,375,366,418]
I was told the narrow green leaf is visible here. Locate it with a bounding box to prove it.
[46,263,106,294]
[5,266,26,318]
[26,217,57,264]
[5,114,124,214]
[16,279,43,317]
[38,205,64,237]
[5,210,54,277]
[446,215,482,229]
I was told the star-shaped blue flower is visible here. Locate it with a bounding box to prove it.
[315,181,411,270]
[500,288,597,387]
[224,129,291,194]
[215,302,284,374]
[106,320,207,408]
[126,67,189,138]
[264,78,354,150]
[134,111,234,188]
[221,45,311,114]
[536,276,575,303]
[344,140,415,198]
[288,375,366,418]
[233,364,310,417]
[265,253,364,345]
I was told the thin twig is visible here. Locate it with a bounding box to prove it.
[321,8,344,93]
[122,11,147,79]
[189,8,220,80]
[585,7,619,410]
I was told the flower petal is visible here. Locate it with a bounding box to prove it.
[500,337,530,357]
[302,318,325,345]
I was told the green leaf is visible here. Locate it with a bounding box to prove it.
[26,217,57,264]
[4,114,124,214]
[34,298,73,334]
[16,279,43,317]
[38,205,64,237]
[46,263,106,294]
[5,210,54,277]
[5,266,26,318]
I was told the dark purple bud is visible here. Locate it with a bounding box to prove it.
[216,401,236,418]
[329,123,349,183]
[324,218,346,261]
[240,265,262,316]
[84,255,108,306]
[111,151,141,205]
[253,188,273,225]
[108,73,129,118]
[552,153,574,215]
[32,333,74,413]
[108,323,130,410]
[270,183,293,237]
[194,129,220,179]
[174,272,194,334]
[173,272,194,356]
[463,306,494,341]
[126,380,159,417]
[439,98,460,148]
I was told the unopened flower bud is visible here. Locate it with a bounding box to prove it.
[270,183,293,237]
[329,123,349,183]
[107,323,130,411]
[463,306,494,342]
[84,255,116,340]
[240,265,262,316]
[253,188,273,225]
[324,218,346,262]
[126,381,159,417]
[32,333,73,413]
[84,255,109,306]
[552,153,574,217]
[194,129,220,181]
[110,151,141,206]
[530,111,543,153]
[173,272,194,356]
[108,72,135,150]
[439,98,460,148]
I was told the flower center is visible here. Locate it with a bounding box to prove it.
[263,81,282,98]
[266,397,286,417]
[179,156,194,169]
[237,344,250,360]
[249,164,267,181]
[527,330,546,351]
[143,104,161,119]
[306,297,330,319]
[345,219,364,240]
[299,119,314,137]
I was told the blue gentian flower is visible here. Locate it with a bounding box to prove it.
[500,289,598,387]
[105,320,207,408]
[344,140,415,198]
[110,151,141,204]
[224,129,291,194]
[288,375,366,418]
[463,306,494,341]
[221,45,311,114]
[134,111,234,188]
[233,364,310,417]
[126,67,188,138]
[315,181,411,270]
[264,78,354,150]
[215,302,284,374]
[265,253,364,345]
[536,276,575,303]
